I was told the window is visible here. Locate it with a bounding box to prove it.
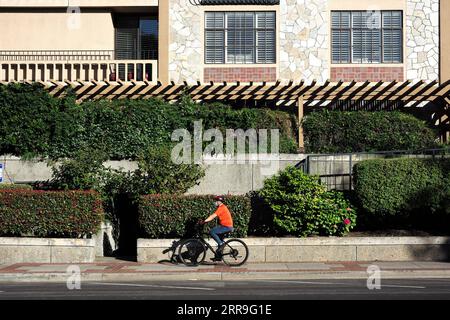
[332,11,402,64]
[114,14,158,60]
[205,12,276,64]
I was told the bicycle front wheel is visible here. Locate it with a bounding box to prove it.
[178,239,206,266]
[221,239,249,267]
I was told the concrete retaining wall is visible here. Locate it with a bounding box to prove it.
[0,155,306,195]
[137,237,450,263]
[0,238,96,264]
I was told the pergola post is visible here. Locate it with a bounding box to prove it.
[298,95,304,153]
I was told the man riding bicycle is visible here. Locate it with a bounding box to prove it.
[200,196,234,254]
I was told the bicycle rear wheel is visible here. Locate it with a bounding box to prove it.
[221,239,249,267]
[178,239,206,266]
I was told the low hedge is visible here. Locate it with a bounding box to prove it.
[353,158,450,229]
[0,184,33,190]
[0,190,104,238]
[138,195,251,239]
[303,110,438,153]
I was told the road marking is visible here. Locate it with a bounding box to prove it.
[90,282,215,291]
[380,285,426,289]
[263,280,346,285]
[262,280,426,289]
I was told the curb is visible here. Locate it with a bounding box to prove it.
[2,270,450,283]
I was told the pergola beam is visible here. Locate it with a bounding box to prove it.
[1,80,448,107]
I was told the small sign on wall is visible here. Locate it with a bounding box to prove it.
[0,163,3,183]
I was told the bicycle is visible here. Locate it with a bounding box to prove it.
[178,223,249,267]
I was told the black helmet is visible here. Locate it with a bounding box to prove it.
[214,195,224,202]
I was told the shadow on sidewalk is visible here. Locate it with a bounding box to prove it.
[159,239,184,264]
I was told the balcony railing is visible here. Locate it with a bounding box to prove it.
[0,60,158,82]
[0,50,158,61]
[0,50,158,82]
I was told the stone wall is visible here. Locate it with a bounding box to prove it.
[406,0,440,81]
[278,0,329,82]
[167,0,440,83]
[168,0,203,83]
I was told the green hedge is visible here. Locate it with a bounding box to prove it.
[138,195,251,239]
[0,83,298,159]
[303,110,438,153]
[0,184,33,190]
[353,158,450,229]
[0,190,104,237]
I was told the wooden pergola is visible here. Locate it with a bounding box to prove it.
[1,79,449,148]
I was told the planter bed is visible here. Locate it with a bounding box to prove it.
[137,237,450,263]
[0,237,95,264]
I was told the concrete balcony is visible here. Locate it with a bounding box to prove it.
[0,51,158,82]
[0,0,159,8]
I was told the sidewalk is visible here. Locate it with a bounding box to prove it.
[1,260,450,282]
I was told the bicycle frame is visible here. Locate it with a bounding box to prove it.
[179,224,249,267]
[191,225,231,257]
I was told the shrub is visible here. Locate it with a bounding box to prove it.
[353,158,450,229]
[258,166,356,237]
[0,184,33,190]
[0,84,298,159]
[138,195,251,239]
[303,110,438,153]
[0,83,60,158]
[48,146,205,252]
[0,190,104,238]
[127,145,205,196]
[49,148,110,191]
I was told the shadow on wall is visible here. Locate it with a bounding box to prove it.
[406,238,450,262]
[158,218,202,264]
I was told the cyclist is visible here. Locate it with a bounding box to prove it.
[200,196,234,257]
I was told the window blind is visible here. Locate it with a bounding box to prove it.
[332,11,402,64]
[205,11,275,64]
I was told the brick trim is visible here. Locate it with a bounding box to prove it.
[331,67,404,82]
[204,67,277,82]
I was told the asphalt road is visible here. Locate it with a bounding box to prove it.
[1,278,450,300]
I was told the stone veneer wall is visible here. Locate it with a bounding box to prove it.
[168,0,439,83]
[279,0,329,82]
[406,0,439,81]
[169,0,203,83]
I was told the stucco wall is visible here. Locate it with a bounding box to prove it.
[0,10,114,51]
[0,0,158,7]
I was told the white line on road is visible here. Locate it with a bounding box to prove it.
[90,282,215,291]
[262,280,426,289]
[263,280,346,285]
[380,285,426,289]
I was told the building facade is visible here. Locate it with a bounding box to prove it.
[0,0,448,84]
